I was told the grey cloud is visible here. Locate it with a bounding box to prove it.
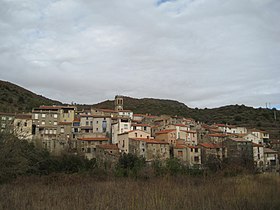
[0,0,280,108]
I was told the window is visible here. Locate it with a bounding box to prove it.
[54,121,57,125]
[49,129,53,134]
[54,129,57,134]
[60,127,64,133]
[195,148,198,153]
[17,122,20,127]
[45,129,49,134]
[178,151,183,157]
[96,121,98,124]
[49,121,52,125]
[54,114,58,119]
[34,114,38,120]
[42,114,46,118]
[1,116,6,120]
[96,128,98,131]
[41,121,45,125]
[194,156,199,162]
[24,122,27,126]
[86,121,89,126]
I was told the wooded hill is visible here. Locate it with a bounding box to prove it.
[0,80,61,113]
[0,80,279,139]
[93,97,280,139]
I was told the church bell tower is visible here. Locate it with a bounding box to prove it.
[114,95,123,111]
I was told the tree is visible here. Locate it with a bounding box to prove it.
[115,153,145,177]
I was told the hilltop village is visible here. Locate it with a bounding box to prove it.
[0,96,279,172]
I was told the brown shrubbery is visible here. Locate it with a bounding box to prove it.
[1,174,280,210]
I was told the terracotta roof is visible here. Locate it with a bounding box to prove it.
[199,143,223,149]
[119,110,132,112]
[73,118,80,122]
[252,143,263,147]
[133,114,144,117]
[15,114,32,119]
[208,133,228,137]
[97,144,118,150]
[187,145,199,149]
[97,108,118,113]
[0,112,15,116]
[174,144,187,149]
[264,148,278,154]
[130,138,169,144]
[39,105,76,110]
[215,124,226,127]
[156,129,176,134]
[174,124,188,127]
[227,137,250,142]
[78,137,109,141]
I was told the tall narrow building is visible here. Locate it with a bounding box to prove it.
[114,95,124,111]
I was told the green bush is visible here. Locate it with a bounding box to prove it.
[115,153,146,177]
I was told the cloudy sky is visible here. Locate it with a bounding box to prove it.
[0,0,280,108]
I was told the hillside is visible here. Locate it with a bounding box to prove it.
[0,80,62,113]
[0,81,279,139]
[93,97,280,139]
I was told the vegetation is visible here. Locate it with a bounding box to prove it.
[1,80,279,138]
[1,174,280,210]
[94,97,280,139]
[0,80,61,113]
[1,133,279,209]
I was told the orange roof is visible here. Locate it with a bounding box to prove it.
[78,137,109,141]
[133,114,144,117]
[252,143,263,147]
[39,105,75,110]
[15,114,32,119]
[208,133,228,137]
[156,129,176,134]
[187,145,199,149]
[119,110,132,112]
[98,108,117,113]
[130,138,169,145]
[174,124,188,127]
[227,137,250,142]
[175,144,187,149]
[73,118,80,122]
[97,144,118,150]
[215,124,226,127]
[199,143,223,149]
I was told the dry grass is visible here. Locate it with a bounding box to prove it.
[0,174,280,210]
